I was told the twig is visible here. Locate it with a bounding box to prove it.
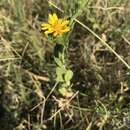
[47,91,79,120]
[22,68,50,82]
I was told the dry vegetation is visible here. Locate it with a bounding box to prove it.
[1,0,130,130]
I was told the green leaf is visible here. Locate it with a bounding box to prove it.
[56,75,64,82]
[56,67,66,82]
[58,87,68,96]
[54,57,63,67]
[64,70,73,83]
[56,67,66,75]
[66,81,71,86]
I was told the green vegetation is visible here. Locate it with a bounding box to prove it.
[1,0,130,130]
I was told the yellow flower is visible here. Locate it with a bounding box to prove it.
[41,13,70,36]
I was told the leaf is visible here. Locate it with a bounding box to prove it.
[64,70,73,83]
[66,81,71,86]
[56,67,66,82]
[58,87,68,96]
[56,67,66,75]
[54,57,63,67]
[56,75,64,82]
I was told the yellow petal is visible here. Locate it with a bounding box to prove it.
[61,27,70,33]
[41,23,51,30]
[44,31,51,35]
[57,19,63,25]
[41,23,48,27]
[44,31,49,35]
[53,32,58,36]
[52,13,58,21]
[61,20,69,26]
[48,14,53,24]
[49,14,53,21]
[48,13,58,25]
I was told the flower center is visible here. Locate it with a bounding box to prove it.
[53,23,62,32]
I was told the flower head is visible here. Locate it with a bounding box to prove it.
[41,13,70,36]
